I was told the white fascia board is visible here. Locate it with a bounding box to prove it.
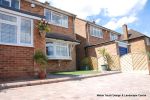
[46,38,80,45]
[116,41,130,47]
[0,7,42,20]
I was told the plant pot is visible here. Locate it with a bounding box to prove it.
[101,64,108,71]
[39,31,46,38]
[38,71,46,79]
[80,66,89,70]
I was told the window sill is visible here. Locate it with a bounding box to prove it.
[90,35,103,39]
[47,56,72,60]
[48,22,68,29]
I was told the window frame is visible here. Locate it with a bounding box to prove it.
[44,9,68,28]
[90,26,103,38]
[0,0,20,9]
[46,42,71,60]
[110,33,118,41]
[0,11,33,47]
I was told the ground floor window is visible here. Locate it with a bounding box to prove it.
[0,11,33,46]
[46,42,71,60]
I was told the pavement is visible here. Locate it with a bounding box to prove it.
[0,71,120,89]
[0,72,150,100]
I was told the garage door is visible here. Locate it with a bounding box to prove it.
[119,46,128,56]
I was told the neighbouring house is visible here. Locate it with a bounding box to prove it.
[0,0,79,79]
[75,18,150,74]
[75,18,121,70]
[119,25,150,73]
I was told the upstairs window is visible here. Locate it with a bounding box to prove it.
[0,0,20,9]
[45,9,68,28]
[90,26,103,38]
[110,33,118,41]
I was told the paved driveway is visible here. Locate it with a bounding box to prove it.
[0,73,150,100]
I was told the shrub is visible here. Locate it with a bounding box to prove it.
[33,50,48,71]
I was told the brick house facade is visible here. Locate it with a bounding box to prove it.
[75,18,121,68]
[0,0,79,79]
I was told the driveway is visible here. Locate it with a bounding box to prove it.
[0,73,150,100]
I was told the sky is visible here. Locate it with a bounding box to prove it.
[39,0,150,36]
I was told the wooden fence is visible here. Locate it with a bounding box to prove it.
[97,53,149,73]
[121,53,149,73]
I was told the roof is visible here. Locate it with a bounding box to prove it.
[85,40,116,48]
[46,33,80,43]
[121,29,149,40]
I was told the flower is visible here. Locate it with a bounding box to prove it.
[37,19,50,33]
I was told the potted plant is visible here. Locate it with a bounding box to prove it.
[33,50,48,79]
[37,19,50,38]
[98,48,112,71]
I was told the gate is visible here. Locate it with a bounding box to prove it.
[120,53,149,74]
[120,54,133,72]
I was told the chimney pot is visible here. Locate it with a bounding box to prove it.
[93,21,95,24]
[45,1,50,6]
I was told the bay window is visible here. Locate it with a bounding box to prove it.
[45,9,68,28]
[0,12,33,46]
[90,26,103,38]
[0,0,20,9]
[46,42,71,60]
[110,33,118,41]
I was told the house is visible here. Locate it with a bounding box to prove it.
[0,0,79,79]
[75,18,150,73]
[75,18,121,69]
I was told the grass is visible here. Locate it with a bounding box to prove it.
[50,70,100,75]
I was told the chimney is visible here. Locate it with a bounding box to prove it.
[93,21,95,24]
[122,24,128,40]
[45,1,50,6]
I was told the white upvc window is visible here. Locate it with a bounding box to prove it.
[46,42,71,60]
[110,33,118,41]
[0,11,33,47]
[0,0,20,9]
[45,9,68,28]
[90,26,103,38]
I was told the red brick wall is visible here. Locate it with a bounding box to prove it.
[129,37,147,53]
[75,18,87,67]
[86,42,118,58]
[21,0,44,16]
[0,45,34,79]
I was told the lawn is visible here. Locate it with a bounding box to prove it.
[50,70,100,75]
